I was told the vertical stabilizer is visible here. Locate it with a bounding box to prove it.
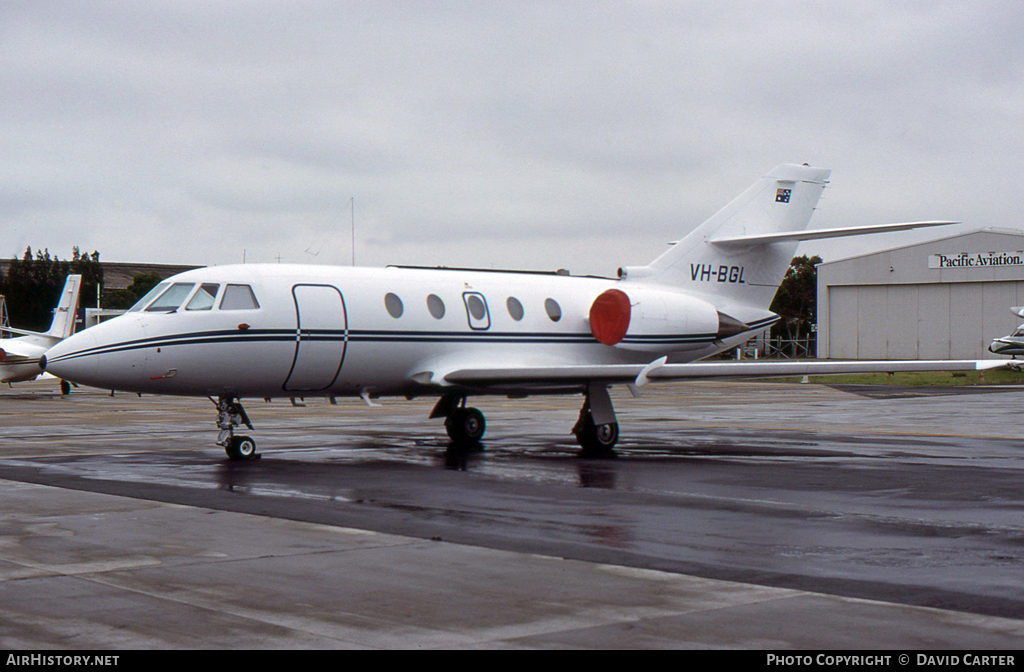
[624,164,830,311]
[45,275,82,339]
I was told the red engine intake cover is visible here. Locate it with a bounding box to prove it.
[589,289,631,346]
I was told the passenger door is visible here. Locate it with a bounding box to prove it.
[283,284,347,391]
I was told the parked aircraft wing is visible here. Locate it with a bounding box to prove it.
[443,358,1006,388]
[0,350,36,364]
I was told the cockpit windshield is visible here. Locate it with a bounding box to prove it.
[185,284,220,311]
[220,284,260,310]
[127,281,259,313]
[127,282,170,312]
[145,283,196,312]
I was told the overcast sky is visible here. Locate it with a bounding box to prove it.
[2,1,1022,277]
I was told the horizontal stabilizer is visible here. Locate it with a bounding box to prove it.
[709,221,959,248]
[1,326,49,338]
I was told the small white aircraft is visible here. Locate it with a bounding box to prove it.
[2,274,82,386]
[989,307,1024,357]
[41,165,1003,459]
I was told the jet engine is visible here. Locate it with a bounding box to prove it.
[587,287,748,354]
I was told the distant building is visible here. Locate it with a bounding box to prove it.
[816,229,1024,360]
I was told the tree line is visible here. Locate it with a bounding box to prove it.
[0,247,104,332]
[2,246,820,348]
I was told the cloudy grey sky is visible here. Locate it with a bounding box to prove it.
[2,1,1022,277]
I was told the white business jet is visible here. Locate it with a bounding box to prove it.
[2,274,82,386]
[41,165,1002,459]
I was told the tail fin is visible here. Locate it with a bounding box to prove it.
[621,164,830,311]
[45,275,82,339]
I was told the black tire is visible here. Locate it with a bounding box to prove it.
[60,380,71,396]
[226,435,258,460]
[574,413,619,457]
[446,407,486,444]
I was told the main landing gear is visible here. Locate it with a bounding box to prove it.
[431,394,486,445]
[431,386,620,457]
[573,384,619,458]
[214,395,259,460]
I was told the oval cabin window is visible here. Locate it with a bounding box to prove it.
[544,298,562,322]
[466,294,487,320]
[384,293,404,318]
[427,294,445,319]
[506,297,524,321]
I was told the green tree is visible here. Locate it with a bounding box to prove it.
[0,247,103,331]
[105,272,164,310]
[770,255,821,354]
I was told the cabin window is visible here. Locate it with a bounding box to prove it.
[506,297,524,321]
[145,283,195,312]
[427,294,445,319]
[462,292,491,330]
[220,284,260,310]
[544,298,562,322]
[185,284,220,311]
[128,282,170,312]
[385,292,404,318]
[466,295,486,321]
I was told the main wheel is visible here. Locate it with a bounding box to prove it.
[226,435,258,460]
[446,407,486,444]
[574,413,619,457]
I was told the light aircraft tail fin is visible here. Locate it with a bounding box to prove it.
[621,164,957,314]
[44,275,82,339]
[621,164,831,311]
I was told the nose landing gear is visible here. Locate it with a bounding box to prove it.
[214,396,259,460]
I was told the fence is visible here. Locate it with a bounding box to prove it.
[739,335,816,359]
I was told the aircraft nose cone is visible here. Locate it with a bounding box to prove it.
[43,328,100,382]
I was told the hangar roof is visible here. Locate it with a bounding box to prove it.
[817,228,1024,286]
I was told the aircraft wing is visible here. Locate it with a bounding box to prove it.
[442,358,1007,388]
[0,351,37,365]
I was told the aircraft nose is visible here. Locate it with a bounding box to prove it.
[42,328,101,382]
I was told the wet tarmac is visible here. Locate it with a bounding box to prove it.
[2,378,1024,649]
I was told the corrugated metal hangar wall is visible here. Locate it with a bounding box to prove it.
[816,230,1024,360]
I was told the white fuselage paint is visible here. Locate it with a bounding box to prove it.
[43,263,759,399]
[0,336,52,384]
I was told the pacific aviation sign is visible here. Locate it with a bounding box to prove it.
[928,251,1024,269]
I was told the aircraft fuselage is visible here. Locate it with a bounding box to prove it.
[43,264,754,400]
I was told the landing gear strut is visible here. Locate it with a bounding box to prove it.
[573,385,619,458]
[214,396,259,460]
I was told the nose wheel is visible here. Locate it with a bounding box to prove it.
[214,396,259,460]
[226,435,258,460]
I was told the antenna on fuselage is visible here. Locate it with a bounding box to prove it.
[351,196,356,266]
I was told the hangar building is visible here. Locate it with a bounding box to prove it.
[816,229,1024,360]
